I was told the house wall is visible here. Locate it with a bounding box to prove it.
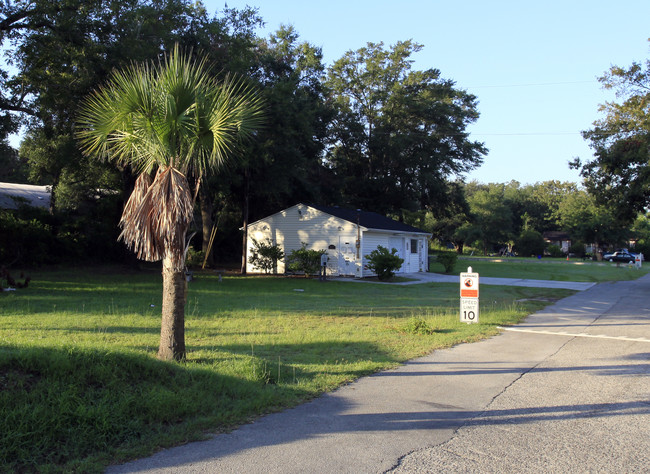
[246,204,358,275]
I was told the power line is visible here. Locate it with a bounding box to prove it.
[471,131,582,136]
[467,80,598,89]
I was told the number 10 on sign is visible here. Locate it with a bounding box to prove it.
[460,297,479,323]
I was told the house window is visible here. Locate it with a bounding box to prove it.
[411,239,418,254]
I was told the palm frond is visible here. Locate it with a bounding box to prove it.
[120,172,152,228]
[118,167,193,269]
[78,44,265,177]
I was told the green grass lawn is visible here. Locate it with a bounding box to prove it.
[430,256,650,282]
[0,262,634,472]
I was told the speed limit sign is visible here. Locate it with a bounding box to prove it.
[460,297,479,323]
[460,266,479,324]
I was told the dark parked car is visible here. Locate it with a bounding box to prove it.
[602,251,636,263]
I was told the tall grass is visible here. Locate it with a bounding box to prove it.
[0,267,573,472]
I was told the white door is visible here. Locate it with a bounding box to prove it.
[338,237,356,276]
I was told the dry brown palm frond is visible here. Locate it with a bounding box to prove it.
[119,172,160,262]
[119,172,152,229]
[119,182,161,263]
[148,166,194,269]
[119,166,193,269]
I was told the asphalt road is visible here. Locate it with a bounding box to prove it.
[108,274,650,473]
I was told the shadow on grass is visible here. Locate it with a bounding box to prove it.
[0,343,314,473]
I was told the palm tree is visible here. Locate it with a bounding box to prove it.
[77,45,265,361]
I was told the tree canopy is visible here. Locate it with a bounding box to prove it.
[574,41,650,222]
[325,40,487,217]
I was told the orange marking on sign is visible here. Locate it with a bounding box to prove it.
[461,289,478,298]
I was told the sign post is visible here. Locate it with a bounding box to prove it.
[460,266,479,324]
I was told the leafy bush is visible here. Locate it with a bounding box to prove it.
[0,209,57,265]
[248,238,285,274]
[569,241,586,258]
[365,245,404,281]
[435,251,458,273]
[516,229,545,257]
[546,244,565,258]
[286,243,325,276]
[185,248,205,268]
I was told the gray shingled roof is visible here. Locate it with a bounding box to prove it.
[308,204,429,235]
[0,182,50,210]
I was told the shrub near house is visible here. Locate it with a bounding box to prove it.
[286,244,326,277]
[248,238,284,274]
[365,246,404,280]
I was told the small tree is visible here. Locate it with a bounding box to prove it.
[546,244,565,258]
[435,251,457,274]
[569,241,586,258]
[366,245,404,281]
[286,243,326,276]
[248,238,284,274]
[516,229,545,257]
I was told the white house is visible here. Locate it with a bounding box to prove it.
[245,203,431,277]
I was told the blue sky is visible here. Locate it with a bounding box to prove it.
[206,0,650,185]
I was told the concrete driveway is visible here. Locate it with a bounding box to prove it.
[108,275,650,473]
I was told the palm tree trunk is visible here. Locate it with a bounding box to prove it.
[158,253,187,361]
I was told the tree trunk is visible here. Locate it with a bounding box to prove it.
[594,241,603,261]
[199,188,214,268]
[240,167,250,275]
[48,171,61,215]
[158,254,187,361]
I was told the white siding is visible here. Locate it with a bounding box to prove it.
[247,204,358,275]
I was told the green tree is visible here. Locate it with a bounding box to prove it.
[434,250,457,273]
[574,41,650,222]
[528,180,579,231]
[200,25,334,272]
[516,229,545,257]
[4,1,202,202]
[556,190,626,259]
[428,181,471,253]
[0,142,27,181]
[458,183,514,255]
[325,40,486,216]
[77,46,265,360]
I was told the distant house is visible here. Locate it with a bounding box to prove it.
[543,231,571,254]
[246,203,431,277]
[0,182,51,210]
